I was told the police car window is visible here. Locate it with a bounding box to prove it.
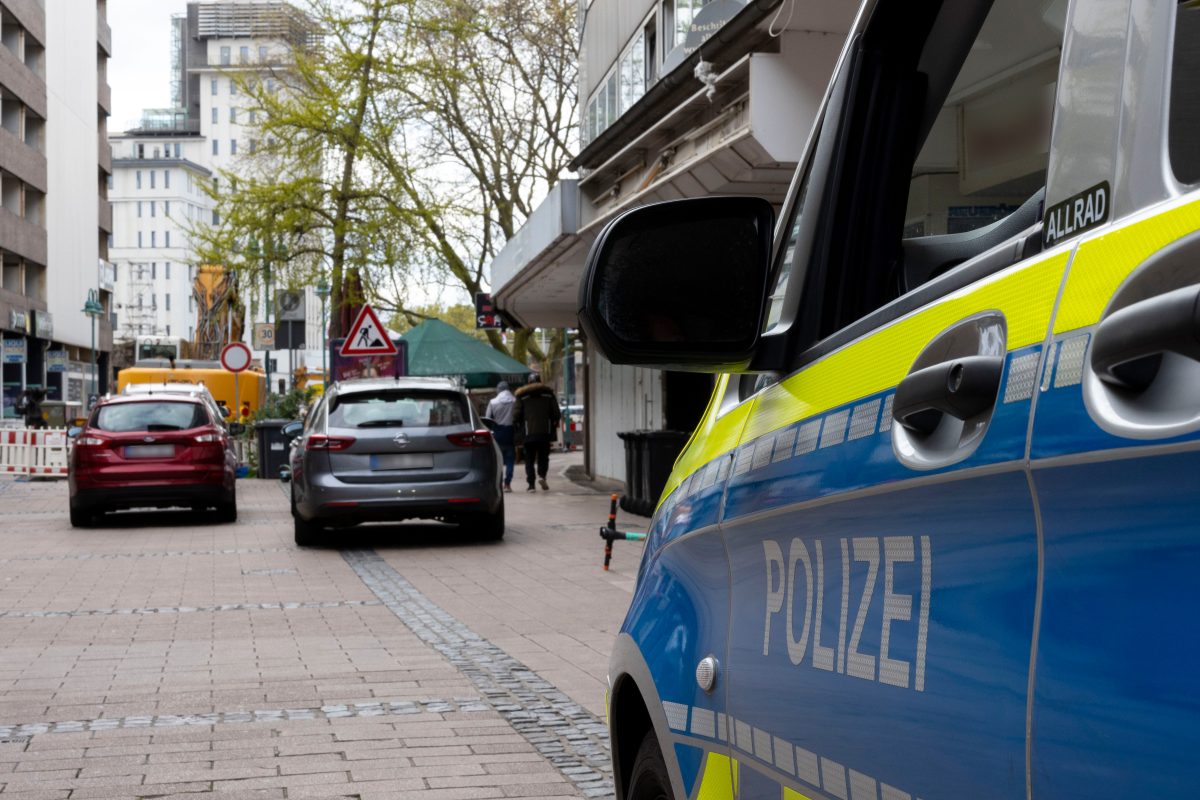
[903,1,1062,243]
[799,0,1067,344]
[1170,2,1200,185]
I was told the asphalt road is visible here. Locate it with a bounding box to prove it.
[0,452,647,799]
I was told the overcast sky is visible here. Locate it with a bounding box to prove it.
[108,0,190,133]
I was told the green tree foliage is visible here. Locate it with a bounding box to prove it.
[193,0,577,384]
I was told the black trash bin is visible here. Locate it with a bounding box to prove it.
[254,419,291,480]
[618,429,689,517]
[617,430,644,515]
[640,431,689,517]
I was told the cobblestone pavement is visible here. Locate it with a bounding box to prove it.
[0,452,648,798]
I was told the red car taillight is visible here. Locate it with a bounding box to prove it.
[447,430,493,447]
[307,434,355,451]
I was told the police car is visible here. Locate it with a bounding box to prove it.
[578,1,1200,799]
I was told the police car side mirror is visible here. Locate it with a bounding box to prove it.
[578,196,775,372]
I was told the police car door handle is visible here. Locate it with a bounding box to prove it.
[1091,283,1200,391]
[893,355,1006,434]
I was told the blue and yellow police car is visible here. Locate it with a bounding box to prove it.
[579,0,1200,798]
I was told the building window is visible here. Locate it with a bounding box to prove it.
[174,142,181,158]
[212,139,219,156]
[165,231,171,247]
[249,139,257,155]
[166,324,171,336]
[211,78,218,95]
[150,201,156,217]
[230,139,237,155]
[137,201,142,218]
[212,210,220,225]
[165,200,171,216]
[259,45,268,61]
[249,110,257,124]
[164,170,170,189]
[165,294,171,311]
[189,296,194,312]
[136,143,144,158]
[137,231,143,247]
[136,170,142,189]
[151,262,156,279]
[106,174,113,190]
[619,30,646,116]
[212,107,218,124]
[151,231,156,247]
[239,46,249,63]
[150,171,156,189]
[230,108,237,124]
[230,79,237,97]
[220,46,231,65]
[165,262,171,280]
[266,78,276,93]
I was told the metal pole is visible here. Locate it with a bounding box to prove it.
[320,296,327,390]
[90,315,96,402]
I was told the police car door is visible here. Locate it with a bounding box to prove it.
[1027,4,1200,798]
[720,2,1067,799]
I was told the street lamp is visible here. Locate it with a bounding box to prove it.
[315,280,330,390]
[81,289,104,405]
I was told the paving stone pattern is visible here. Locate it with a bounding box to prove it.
[0,599,382,619]
[0,452,644,797]
[347,549,616,798]
[0,697,491,739]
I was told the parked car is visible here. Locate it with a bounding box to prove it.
[283,377,504,546]
[577,1,1200,799]
[68,394,238,527]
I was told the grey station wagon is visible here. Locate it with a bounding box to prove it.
[283,377,504,546]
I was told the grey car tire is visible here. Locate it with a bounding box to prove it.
[294,514,322,546]
[469,501,505,541]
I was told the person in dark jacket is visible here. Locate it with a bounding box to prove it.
[513,377,560,492]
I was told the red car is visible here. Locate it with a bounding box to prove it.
[68,394,239,527]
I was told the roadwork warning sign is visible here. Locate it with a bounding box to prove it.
[340,305,398,357]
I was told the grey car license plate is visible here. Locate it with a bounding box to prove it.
[371,453,434,470]
[124,444,175,459]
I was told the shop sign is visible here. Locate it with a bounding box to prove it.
[9,310,27,333]
[2,338,26,364]
[32,310,53,340]
[46,350,68,373]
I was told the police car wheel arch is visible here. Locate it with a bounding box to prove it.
[610,633,692,800]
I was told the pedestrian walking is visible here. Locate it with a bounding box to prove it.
[485,381,517,492]
[513,376,560,492]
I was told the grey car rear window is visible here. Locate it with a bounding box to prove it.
[93,402,208,432]
[329,391,468,428]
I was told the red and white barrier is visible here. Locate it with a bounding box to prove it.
[0,428,68,478]
[28,430,69,477]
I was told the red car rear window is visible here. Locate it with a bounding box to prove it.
[92,401,208,433]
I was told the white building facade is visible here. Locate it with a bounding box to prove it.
[109,127,212,343]
[109,1,323,388]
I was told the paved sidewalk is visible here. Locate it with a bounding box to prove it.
[0,452,648,798]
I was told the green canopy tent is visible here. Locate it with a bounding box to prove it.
[401,319,534,389]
